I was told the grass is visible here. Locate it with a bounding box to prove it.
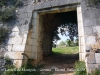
[74,61,87,75]
[52,46,79,54]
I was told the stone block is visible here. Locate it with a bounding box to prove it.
[77,5,82,12]
[33,12,39,19]
[17,8,25,14]
[20,25,29,31]
[91,43,100,49]
[9,32,21,38]
[81,4,88,11]
[84,26,93,35]
[34,3,43,10]
[4,52,23,59]
[95,53,100,63]
[92,26,98,33]
[26,5,34,13]
[96,9,100,18]
[58,0,68,6]
[97,18,100,25]
[50,0,59,7]
[19,13,27,19]
[78,22,84,36]
[24,52,32,58]
[32,32,37,39]
[43,1,51,8]
[86,46,92,51]
[12,26,19,31]
[25,18,32,25]
[95,26,100,33]
[13,59,23,68]
[8,38,23,45]
[27,12,32,18]
[32,19,38,26]
[58,0,80,6]
[79,53,85,61]
[26,38,33,45]
[77,12,82,22]
[79,46,85,53]
[89,9,98,18]
[86,63,97,74]
[32,46,37,53]
[23,33,28,38]
[25,45,32,52]
[6,45,13,51]
[12,45,25,51]
[83,18,96,26]
[86,36,96,45]
[22,38,27,45]
[80,36,85,46]
[86,52,96,64]
[31,52,37,59]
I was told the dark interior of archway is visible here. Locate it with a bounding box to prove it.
[41,10,79,74]
[42,10,78,41]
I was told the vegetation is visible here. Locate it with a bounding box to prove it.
[58,41,66,46]
[0,0,23,22]
[52,11,78,44]
[74,61,100,75]
[0,0,23,44]
[0,27,9,44]
[52,46,79,54]
[87,0,100,8]
[74,61,87,75]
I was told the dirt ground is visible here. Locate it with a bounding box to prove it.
[41,53,79,75]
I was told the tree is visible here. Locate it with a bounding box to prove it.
[52,11,78,43]
[75,38,79,46]
[58,41,66,46]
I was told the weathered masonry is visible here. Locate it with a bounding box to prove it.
[0,0,100,73]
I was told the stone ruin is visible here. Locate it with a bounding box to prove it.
[0,0,100,74]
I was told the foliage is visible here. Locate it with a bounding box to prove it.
[75,38,79,46]
[74,61,87,75]
[0,7,15,22]
[74,61,100,75]
[87,0,100,8]
[0,0,8,6]
[58,41,66,46]
[0,0,23,22]
[66,39,71,46]
[52,11,78,43]
[0,27,9,44]
[52,43,56,48]
[5,56,11,61]
[0,0,23,44]
[90,69,100,75]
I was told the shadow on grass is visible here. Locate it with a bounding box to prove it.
[48,52,79,60]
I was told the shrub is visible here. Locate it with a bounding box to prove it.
[0,7,15,22]
[74,61,87,75]
[0,0,23,22]
[0,27,9,44]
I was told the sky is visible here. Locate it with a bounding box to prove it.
[57,32,70,44]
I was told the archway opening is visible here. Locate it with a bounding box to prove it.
[38,9,79,74]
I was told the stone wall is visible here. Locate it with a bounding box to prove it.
[0,0,100,74]
[0,0,35,68]
[81,0,100,73]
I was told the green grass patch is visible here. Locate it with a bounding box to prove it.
[52,46,79,54]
